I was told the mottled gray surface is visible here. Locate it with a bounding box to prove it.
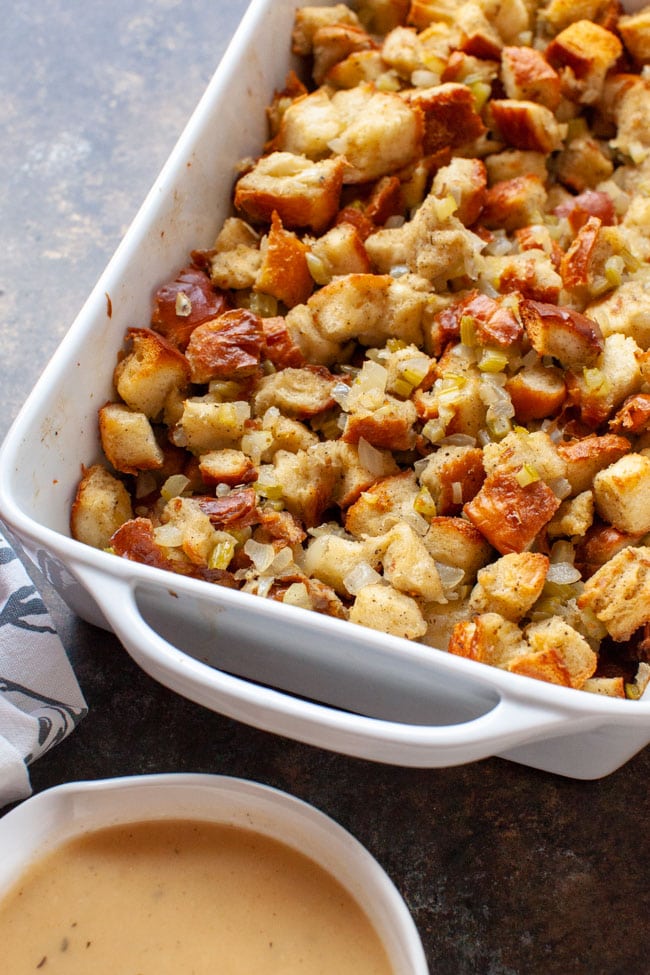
[1,3,650,974]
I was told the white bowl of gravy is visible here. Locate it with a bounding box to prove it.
[0,773,428,974]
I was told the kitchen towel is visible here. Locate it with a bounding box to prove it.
[0,527,87,808]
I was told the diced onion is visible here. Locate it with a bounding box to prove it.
[153,524,184,547]
[161,474,190,502]
[436,562,465,591]
[546,562,582,585]
[358,437,389,476]
[343,561,382,595]
[244,538,275,572]
[282,582,313,609]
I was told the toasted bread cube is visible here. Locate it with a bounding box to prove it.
[481,174,547,231]
[271,447,339,527]
[513,617,597,688]
[582,676,626,697]
[209,218,261,290]
[292,5,361,55]
[174,399,251,454]
[312,23,377,85]
[260,316,306,371]
[483,250,562,303]
[430,156,487,227]
[99,403,164,475]
[488,99,566,152]
[255,211,313,308]
[610,394,650,435]
[198,449,257,487]
[356,0,410,32]
[464,469,561,554]
[542,0,619,33]
[556,434,631,496]
[501,46,562,109]
[71,464,133,549]
[593,452,650,534]
[234,152,344,234]
[574,522,644,578]
[484,149,548,184]
[424,516,494,583]
[114,328,191,420]
[330,85,423,183]
[587,278,650,350]
[303,533,379,595]
[404,83,486,154]
[554,137,614,193]
[547,490,595,539]
[271,88,343,161]
[448,612,527,667]
[506,363,566,424]
[185,309,263,384]
[619,8,650,63]
[482,429,567,485]
[308,222,371,280]
[518,298,603,371]
[560,218,631,303]
[578,545,650,640]
[315,438,399,508]
[325,49,385,88]
[349,583,427,639]
[545,21,622,104]
[566,333,643,428]
[253,366,336,419]
[343,395,418,451]
[469,551,549,621]
[608,75,650,164]
[376,522,446,602]
[419,445,485,516]
[257,410,319,459]
[345,470,421,537]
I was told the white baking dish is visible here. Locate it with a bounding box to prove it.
[0,773,428,974]
[1,0,650,780]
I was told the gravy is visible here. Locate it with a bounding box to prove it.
[0,818,393,974]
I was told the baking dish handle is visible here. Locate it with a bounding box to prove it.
[74,565,584,767]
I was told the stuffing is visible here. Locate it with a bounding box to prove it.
[545,21,622,105]
[618,8,650,63]
[418,444,485,515]
[70,465,134,550]
[557,433,632,495]
[348,583,427,639]
[593,452,650,534]
[234,152,345,233]
[469,551,549,620]
[252,366,337,419]
[546,490,595,538]
[98,403,164,475]
[578,545,650,640]
[500,45,562,109]
[73,0,650,699]
[487,99,567,152]
[208,218,261,291]
[114,328,191,420]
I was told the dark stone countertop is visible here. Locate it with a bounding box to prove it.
[1,3,649,973]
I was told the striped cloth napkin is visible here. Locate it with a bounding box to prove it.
[0,527,87,808]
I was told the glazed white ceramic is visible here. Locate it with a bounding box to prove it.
[0,774,429,974]
[1,0,649,778]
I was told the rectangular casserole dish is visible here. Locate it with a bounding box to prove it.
[1,0,650,780]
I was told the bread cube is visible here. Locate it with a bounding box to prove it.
[292,5,361,55]
[481,174,547,231]
[518,298,603,371]
[349,583,427,639]
[345,470,421,537]
[404,83,486,154]
[545,21,622,104]
[234,152,344,233]
[593,452,650,534]
[114,328,191,420]
[619,8,650,63]
[578,545,650,640]
[501,46,562,109]
[464,469,561,554]
[513,617,597,687]
[185,309,263,384]
[99,403,164,475]
[424,516,494,583]
[174,399,251,454]
[488,99,566,152]
[418,445,485,515]
[378,522,446,602]
[252,366,336,419]
[556,433,631,496]
[469,551,549,620]
[70,465,134,549]
[255,211,313,308]
[208,218,262,291]
[198,449,257,487]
